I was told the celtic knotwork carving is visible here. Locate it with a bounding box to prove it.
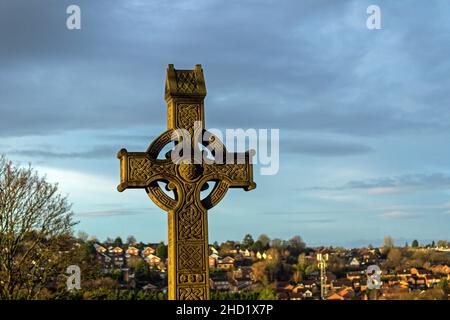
[129,158,151,181]
[204,164,248,181]
[177,104,200,129]
[175,71,198,93]
[178,287,206,300]
[177,183,203,240]
[178,244,204,271]
[178,206,203,240]
[129,158,176,182]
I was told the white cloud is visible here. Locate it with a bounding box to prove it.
[379,211,415,220]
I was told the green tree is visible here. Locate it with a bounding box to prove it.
[109,268,123,281]
[438,278,448,291]
[0,155,76,299]
[257,234,270,249]
[411,239,419,248]
[384,248,403,270]
[72,240,102,281]
[258,287,278,300]
[134,260,150,283]
[242,234,254,249]
[134,260,161,287]
[219,240,236,256]
[113,236,123,247]
[251,240,264,252]
[437,240,449,248]
[156,241,167,259]
[292,253,307,282]
[287,235,305,256]
[270,238,285,250]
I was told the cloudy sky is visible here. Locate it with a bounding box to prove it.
[1,0,449,247]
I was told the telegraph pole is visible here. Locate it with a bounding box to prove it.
[317,253,329,300]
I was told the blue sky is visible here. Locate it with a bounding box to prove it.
[1,0,449,247]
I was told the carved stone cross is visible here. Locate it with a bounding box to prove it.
[117,64,256,300]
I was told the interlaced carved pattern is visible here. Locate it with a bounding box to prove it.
[178,243,203,271]
[204,164,247,181]
[177,104,200,129]
[178,184,203,240]
[176,71,198,93]
[129,158,175,182]
[178,287,206,300]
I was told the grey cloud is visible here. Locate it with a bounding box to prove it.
[379,211,418,220]
[313,173,450,191]
[8,146,125,159]
[1,1,450,139]
[76,208,149,217]
[283,137,372,156]
[286,218,335,224]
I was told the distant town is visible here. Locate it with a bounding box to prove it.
[58,233,450,300]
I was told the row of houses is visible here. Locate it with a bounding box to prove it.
[94,244,163,271]
[275,266,450,300]
[208,246,273,270]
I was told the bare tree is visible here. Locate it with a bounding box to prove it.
[76,230,89,242]
[383,235,394,249]
[126,235,137,245]
[0,155,76,299]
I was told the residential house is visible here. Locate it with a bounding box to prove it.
[349,257,360,267]
[210,273,232,291]
[407,275,427,290]
[109,246,124,268]
[327,288,354,300]
[209,255,217,268]
[332,278,353,291]
[346,271,363,281]
[411,268,431,277]
[397,269,412,279]
[425,275,441,288]
[141,246,155,257]
[217,256,235,270]
[146,254,162,268]
[126,246,139,256]
[94,244,107,253]
[210,246,219,255]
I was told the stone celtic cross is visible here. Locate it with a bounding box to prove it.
[117,64,256,300]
